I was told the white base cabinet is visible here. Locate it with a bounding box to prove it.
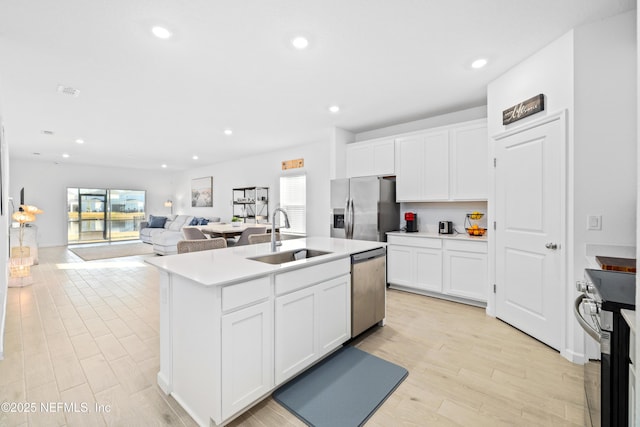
[442,240,488,302]
[275,274,351,384]
[221,300,273,420]
[388,234,487,305]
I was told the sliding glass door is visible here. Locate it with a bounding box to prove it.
[67,188,146,244]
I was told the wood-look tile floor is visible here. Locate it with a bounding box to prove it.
[0,246,585,426]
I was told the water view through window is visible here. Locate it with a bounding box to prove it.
[67,188,146,244]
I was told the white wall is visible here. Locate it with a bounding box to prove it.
[173,140,330,238]
[356,105,487,141]
[400,202,488,234]
[0,107,8,359]
[9,159,176,247]
[487,10,637,363]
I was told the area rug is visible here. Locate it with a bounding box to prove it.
[273,346,408,427]
[69,242,154,261]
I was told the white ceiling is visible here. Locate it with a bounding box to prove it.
[0,0,635,171]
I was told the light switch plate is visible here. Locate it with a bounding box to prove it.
[587,215,602,231]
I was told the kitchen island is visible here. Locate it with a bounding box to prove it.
[146,237,385,427]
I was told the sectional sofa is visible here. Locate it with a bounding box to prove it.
[139,214,220,255]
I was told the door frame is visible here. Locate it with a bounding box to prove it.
[488,110,570,360]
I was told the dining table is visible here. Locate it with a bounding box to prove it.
[199,222,272,240]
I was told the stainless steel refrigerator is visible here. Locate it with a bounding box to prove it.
[330,177,400,242]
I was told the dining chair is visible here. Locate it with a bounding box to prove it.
[182,227,208,240]
[235,227,268,246]
[248,233,280,245]
[177,237,227,254]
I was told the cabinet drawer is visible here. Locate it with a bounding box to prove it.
[444,239,487,253]
[387,235,442,249]
[222,277,271,312]
[276,258,350,296]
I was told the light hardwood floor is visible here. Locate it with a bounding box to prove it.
[0,246,585,426]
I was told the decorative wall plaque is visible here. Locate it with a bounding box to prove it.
[502,94,545,125]
[282,158,304,170]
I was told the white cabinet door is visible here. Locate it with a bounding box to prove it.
[372,139,395,176]
[414,247,443,293]
[221,300,273,419]
[387,245,413,286]
[347,139,395,178]
[395,135,425,201]
[275,286,317,384]
[450,122,488,200]
[422,130,450,201]
[443,250,487,302]
[317,274,351,356]
[346,143,374,178]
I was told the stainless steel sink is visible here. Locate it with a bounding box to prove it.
[248,249,332,265]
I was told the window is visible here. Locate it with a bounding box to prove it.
[279,175,306,235]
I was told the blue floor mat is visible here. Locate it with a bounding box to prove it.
[273,346,408,427]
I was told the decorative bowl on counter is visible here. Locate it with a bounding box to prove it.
[466,226,486,236]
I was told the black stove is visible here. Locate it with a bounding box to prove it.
[585,268,636,312]
[577,268,636,427]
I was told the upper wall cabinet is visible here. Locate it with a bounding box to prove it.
[395,119,488,202]
[346,138,395,178]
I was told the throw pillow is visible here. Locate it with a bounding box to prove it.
[148,215,167,228]
[198,218,209,225]
[189,217,199,226]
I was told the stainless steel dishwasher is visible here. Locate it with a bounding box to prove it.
[351,247,386,337]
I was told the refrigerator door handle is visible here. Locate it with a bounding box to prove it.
[348,198,355,239]
[344,197,351,239]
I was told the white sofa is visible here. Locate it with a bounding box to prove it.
[140,215,220,255]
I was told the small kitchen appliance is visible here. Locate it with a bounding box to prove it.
[438,221,453,234]
[405,212,418,233]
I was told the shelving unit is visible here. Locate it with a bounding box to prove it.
[232,187,269,223]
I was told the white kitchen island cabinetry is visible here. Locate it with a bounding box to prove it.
[387,232,487,306]
[346,138,395,178]
[395,119,488,202]
[275,260,350,384]
[147,237,381,427]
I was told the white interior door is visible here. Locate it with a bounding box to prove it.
[494,113,565,351]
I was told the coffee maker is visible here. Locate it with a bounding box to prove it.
[404,212,418,233]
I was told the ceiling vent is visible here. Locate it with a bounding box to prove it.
[57,85,80,97]
[41,130,54,135]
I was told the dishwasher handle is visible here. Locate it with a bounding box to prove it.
[351,247,386,264]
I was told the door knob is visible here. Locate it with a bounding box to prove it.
[545,243,558,250]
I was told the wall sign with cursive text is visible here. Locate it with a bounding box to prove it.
[502,94,545,125]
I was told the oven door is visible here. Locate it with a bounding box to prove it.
[574,294,603,427]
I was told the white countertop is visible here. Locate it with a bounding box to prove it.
[622,309,636,335]
[387,230,487,242]
[145,237,385,287]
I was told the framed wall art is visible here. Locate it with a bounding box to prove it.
[191,176,213,207]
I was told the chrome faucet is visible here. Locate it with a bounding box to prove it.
[271,208,290,252]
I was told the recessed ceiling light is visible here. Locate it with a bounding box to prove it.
[291,36,309,50]
[328,105,340,113]
[75,139,84,144]
[224,129,233,136]
[152,26,172,39]
[192,155,199,160]
[471,58,488,69]
[161,164,167,168]
[62,153,70,158]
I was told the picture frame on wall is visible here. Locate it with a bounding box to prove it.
[191,176,213,207]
